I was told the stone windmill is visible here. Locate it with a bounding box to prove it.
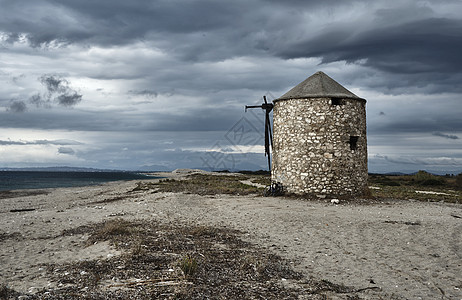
[270,71,368,197]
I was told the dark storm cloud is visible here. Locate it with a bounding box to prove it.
[0,0,246,47]
[0,103,251,133]
[24,75,83,109]
[58,147,75,155]
[276,17,462,93]
[1,2,459,73]
[366,91,462,137]
[128,90,158,99]
[369,115,462,135]
[7,101,27,113]
[40,75,82,106]
[56,93,82,107]
[432,132,459,140]
[2,0,460,94]
[139,105,266,133]
[29,93,49,108]
[279,18,462,72]
[0,0,353,62]
[40,75,70,94]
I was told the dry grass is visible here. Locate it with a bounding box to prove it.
[133,173,267,196]
[9,219,364,299]
[85,218,135,244]
[131,172,461,203]
[368,172,462,203]
[179,255,198,278]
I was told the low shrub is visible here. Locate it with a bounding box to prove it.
[419,179,444,186]
[456,173,462,190]
[86,218,134,245]
[413,171,445,186]
[152,174,263,195]
[179,255,198,277]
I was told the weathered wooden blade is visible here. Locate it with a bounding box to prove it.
[266,110,273,149]
[264,113,269,157]
[245,95,273,172]
[264,111,271,172]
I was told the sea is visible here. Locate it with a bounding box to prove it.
[0,171,157,191]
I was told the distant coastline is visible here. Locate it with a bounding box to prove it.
[0,170,158,191]
[0,166,158,172]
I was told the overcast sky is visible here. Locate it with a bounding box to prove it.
[1,0,461,174]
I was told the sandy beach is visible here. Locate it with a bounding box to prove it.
[1,171,461,299]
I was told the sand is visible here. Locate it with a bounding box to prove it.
[1,172,461,299]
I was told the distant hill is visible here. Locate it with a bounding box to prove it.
[370,170,462,176]
[192,161,267,173]
[136,165,173,172]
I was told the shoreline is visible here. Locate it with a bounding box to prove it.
[1,172,461,299]
[0,170,164,193]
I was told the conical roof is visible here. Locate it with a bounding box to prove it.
[276,71,364,101]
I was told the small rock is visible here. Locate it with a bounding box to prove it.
[331,199,340,204]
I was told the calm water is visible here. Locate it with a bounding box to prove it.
[0,171,156,191]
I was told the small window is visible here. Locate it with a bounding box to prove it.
[349,136,359,150]
[331,98,343,105]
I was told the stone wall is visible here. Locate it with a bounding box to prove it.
[272,97,367,196]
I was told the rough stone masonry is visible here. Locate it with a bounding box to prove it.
[272,72,367,197]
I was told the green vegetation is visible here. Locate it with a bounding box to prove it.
[133,173,268,196]
[179,255,198,278]
[456,173,462,189]
[133,170,461,203]
[413,170,445,186]
[368,171,462,203]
